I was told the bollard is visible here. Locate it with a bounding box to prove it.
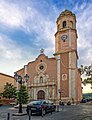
[29,109,31,120]
[51,106,52,115]
[41,108,43,117]
[56,105,59,112]
[7,113,10,120]
[61,102,64,110]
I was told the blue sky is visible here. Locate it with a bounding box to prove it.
[0,0,92,76]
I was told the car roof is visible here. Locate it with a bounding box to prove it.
[29,100,52,103]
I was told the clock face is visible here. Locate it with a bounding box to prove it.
[61,35,67,41]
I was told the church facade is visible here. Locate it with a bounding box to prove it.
[16,10,82,103]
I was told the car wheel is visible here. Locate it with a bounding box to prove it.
[54,107,56,111]
[43,109,46,115]
[26,109,29,115]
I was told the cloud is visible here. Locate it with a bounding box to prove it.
[21,3,56,55]
[0,0,56,48]
[0,0,92,75]
[0,34,22,60]
[0,0,58,75]
[0,1,24,28]
[75,3,92,66]
[0,33,36,75]
[82,84,92,93]
[23,7,56,46]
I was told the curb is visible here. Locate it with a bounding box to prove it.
[12,113,27,116]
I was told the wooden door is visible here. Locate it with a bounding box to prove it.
[37,90,45,100]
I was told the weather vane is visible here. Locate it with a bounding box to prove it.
[40,48,44,54]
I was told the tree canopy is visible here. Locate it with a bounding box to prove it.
[2,82,17,99]
[81,64,92,85]
[17,85,29,104]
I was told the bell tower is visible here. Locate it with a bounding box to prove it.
[54,10,78,102]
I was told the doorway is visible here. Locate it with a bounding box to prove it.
[37,90,45,100]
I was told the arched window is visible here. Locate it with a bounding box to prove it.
[37,90,45,99]
[62,21,66,28]
[70,21,73,28]
[40,76,43,83]
[57,24,60,30]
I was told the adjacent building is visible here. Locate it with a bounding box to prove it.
[0,73,14,93]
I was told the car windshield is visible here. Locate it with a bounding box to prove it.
[29,101,42,105]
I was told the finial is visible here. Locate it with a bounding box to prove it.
[40,48,44,54]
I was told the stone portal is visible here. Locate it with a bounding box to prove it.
[37,90,45,100]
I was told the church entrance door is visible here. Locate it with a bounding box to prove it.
[37,90,45,100]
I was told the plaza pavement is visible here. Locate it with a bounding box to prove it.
[0,104,92,120]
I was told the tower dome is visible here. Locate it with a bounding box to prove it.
[56,9,76,31]
[59,9,75,17]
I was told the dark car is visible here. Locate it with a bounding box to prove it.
[80,99,87,103]
[67,101,71,105]
[26,100,56,115]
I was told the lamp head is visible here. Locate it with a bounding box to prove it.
[58,89,61,93]
[24,74,29,82]
[18,75,22,83]
[14,72,19,81]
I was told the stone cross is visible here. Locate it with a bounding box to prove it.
[40,48,44,54]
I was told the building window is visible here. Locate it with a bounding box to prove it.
[70,21,73,28]
[39,65,44,70]
[62,21,66,28]
[36,62,47,72]
[57,24,60,30]
[40,60,43,62]
[62,74,67,80]
[40,76,43,83]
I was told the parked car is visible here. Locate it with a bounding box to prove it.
[26,100,56,115]
[0,98,3,106]
[59,101,64,106]
[67,101,71,105]
[80,99,87,103]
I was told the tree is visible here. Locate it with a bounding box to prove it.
[17,85,29,104]
[2,82,17,99]
[81,64,92,86]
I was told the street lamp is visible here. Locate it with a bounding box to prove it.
[14,72,29,113]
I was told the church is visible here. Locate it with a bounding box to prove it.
[15,10,82,103]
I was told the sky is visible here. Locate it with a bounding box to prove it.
[0,0,92,76]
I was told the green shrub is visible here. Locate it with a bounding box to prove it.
[0,99,3,103]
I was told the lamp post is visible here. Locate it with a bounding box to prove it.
[58,89,61,101]
[59,91,61,101]
[14,72,29,113]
